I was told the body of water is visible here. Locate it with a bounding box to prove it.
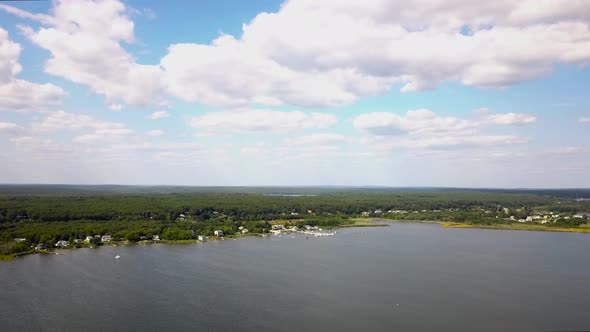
[1,222,590,331]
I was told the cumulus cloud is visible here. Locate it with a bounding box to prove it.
[478,108,537,125]
[109,103,123,111]
[283,133,349,146]
[190,109,338,133]
[0,122,25,136]
[354,109,531,149]
[35,110,132,143]
[146,129,164,137]
[3,0,164,108]
[147,111,169,120]
[0,28,66,112]
[4,0,590,108]
[161,0,590,106]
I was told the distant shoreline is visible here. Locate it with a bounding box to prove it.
[0,220,386,262]
[362,218,590,234]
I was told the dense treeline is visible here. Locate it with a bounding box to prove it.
[1,188,589,258]
[0,191,567,223]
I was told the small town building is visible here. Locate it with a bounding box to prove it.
[214,230,224,237]
[198,235,208,242]
[55,240,69,248]
[241,229,249,234]
[101,235,112,243]
[153,235,160,241]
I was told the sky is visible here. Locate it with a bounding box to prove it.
[0,0,589,188]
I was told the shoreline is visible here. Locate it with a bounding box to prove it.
[1,220,384,262]
[361,218,590,234]
[4,219,588,262]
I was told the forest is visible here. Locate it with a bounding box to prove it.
[1,186,589,258]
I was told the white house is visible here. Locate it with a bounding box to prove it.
[198,235,208,242]
[55,240,69,248]
[152,235,160,241]
[85,236,93,243]
[241,229,249,234]
[214,230,224,237]
[101,235,112,243]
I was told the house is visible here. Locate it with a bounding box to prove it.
[374,210,382,214]
[13,238,26,243]
[101,235,112,243]
[35,243,47,250]
[238,226,244,230]
[85,236,94,243]
[198,235,208,242]
[214,230,224,237]
[73,239,83,244]
[55,240,69,248]
[525,216,533,222]
[152,235,160,241]
[361,211,370,217]
[241,229,249,234]
[291,212,299,216]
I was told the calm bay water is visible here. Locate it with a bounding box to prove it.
[1,222,590,331]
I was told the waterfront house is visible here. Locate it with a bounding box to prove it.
[214,230,224,237]
[101,235,112,243]
[241,229,249,234]
[85,236,93,243]
[55,240,69,248]
[35,243,47,250]
[153,235,160,241]
[198,235,208,242]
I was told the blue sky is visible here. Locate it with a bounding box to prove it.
[0,0,589,187]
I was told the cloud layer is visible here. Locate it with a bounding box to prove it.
[3,0,590,108]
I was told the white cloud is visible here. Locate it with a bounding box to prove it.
[283,133,349,146]
[4,0,164,108]
[0,28,66,112]
[0,122,25,136]
[146,129,164,137]
[160,0,590,106]
[190,109,338,133]
[35,110,132,143]
[354,109,530,150]
[579,117,590,123]
[109,103,123,111]
[5,1,589,109]
[478,109,537,125]
[147,111,169,120]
